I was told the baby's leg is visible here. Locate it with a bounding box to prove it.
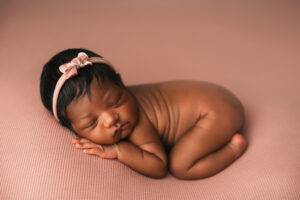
[169,117,247,180]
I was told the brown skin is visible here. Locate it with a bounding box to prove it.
[68,77,247,180]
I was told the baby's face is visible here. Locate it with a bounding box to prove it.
[66,77,139,144]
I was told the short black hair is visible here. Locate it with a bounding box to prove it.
[40,48,124,135]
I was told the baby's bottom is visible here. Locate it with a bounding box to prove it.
[169,116,247,180]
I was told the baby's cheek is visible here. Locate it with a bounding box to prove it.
[129,102,139,119]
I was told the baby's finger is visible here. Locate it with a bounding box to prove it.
[75,142,103,150]
[76,138,92,144]
[83,148,103,157]
[72,138,80,144]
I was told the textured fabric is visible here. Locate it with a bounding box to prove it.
[1,0,300,199]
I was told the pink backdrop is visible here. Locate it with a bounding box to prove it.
[1,0,299,199]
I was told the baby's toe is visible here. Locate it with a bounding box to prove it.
[229,134,247,158]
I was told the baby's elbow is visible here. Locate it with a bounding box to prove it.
[145,153,168,179]
[151,162,168,179]
[150,169,167,179]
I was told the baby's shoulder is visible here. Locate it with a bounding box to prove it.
[146,80,219,100]
[127,80,221,106]
[128,80,214,94]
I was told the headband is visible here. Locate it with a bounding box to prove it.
[52,52,113,121]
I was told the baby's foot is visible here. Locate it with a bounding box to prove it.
[228,134,247,159]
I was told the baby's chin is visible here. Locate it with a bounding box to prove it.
[123,122,137,138]
[118,129,131,141]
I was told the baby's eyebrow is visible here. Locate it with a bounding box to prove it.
[103,88,116,102]
[75,113,93,125]
[79,113,93,120]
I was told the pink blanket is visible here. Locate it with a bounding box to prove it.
[1,0,299,199]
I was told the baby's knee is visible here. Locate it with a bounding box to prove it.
[169,155,192,180]
[169,163,187,180]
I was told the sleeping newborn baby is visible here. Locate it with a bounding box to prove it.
[40,48,247,180]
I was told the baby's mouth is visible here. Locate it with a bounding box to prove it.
[113,122,129,137]
[121,122,130,129]
[113,128,120,137]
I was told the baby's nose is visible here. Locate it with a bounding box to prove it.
[102,112,119,128]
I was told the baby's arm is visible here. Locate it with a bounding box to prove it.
[116,139,167,178]
[114,110,168,178]
[73,110,167,178]
[73,138,167,178]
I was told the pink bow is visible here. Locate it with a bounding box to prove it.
[59,52,92,78]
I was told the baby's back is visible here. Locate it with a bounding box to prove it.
[128,80,244,151]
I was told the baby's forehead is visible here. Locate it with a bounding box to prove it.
[91,77,121,98]
[71,78,119,106]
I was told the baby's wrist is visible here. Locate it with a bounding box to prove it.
[113,144,120,158]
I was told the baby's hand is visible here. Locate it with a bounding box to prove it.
[72,138,118,159]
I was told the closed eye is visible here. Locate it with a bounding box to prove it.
[85,119,98,129]
[111,93,122,108]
